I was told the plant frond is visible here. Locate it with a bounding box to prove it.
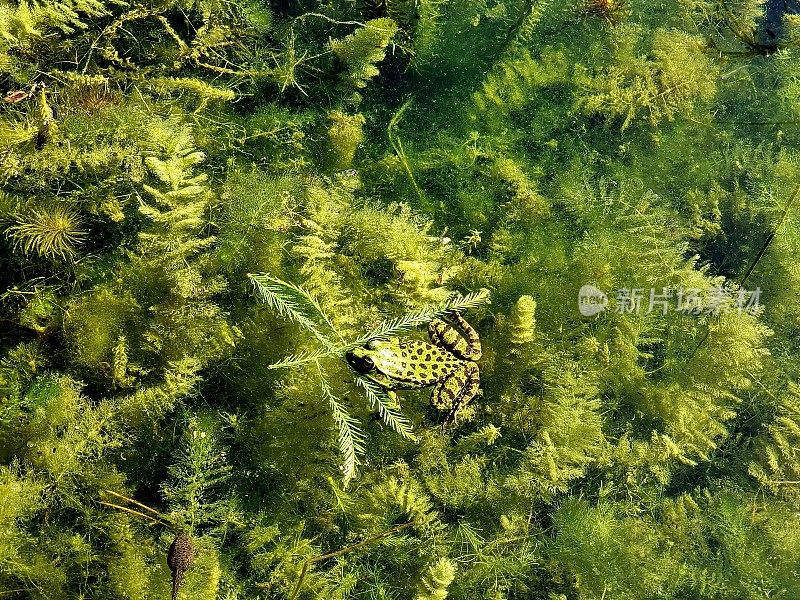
[352,288,491,345]
[6,204,87,259]
[248,273,338,348]
[416,556,457,600]
[267,348,334,370]
[353,375,416,440]
[320,374,365,487]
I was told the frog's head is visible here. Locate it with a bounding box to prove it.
[345,339,386,374]
[345,345,375,374]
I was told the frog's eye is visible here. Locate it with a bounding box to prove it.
[345,351,374,374]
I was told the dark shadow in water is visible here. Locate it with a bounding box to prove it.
[757,0,800,48]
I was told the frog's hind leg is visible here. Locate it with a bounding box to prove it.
[451,312,482,360]
[432,362,480,426]
[428,313,482,361]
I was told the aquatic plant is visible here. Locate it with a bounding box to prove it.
[249,272,490,484]
[2,0,800,598]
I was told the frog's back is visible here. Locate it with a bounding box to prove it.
[379,340,462,385]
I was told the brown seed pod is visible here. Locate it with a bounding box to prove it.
[167,532,195,600]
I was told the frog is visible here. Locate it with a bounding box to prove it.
[346,312,481,426]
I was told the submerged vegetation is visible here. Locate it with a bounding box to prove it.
[2,0,800,598]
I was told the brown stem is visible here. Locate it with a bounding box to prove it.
[287,521,417,600]
[99,490,176,529]
[99,501,161,525]
[102,489,164,517]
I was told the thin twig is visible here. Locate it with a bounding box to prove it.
[388,97,425,202]
[686,183,800,360]
[99,502,161,524]
[288,521,417,600]
[103,489,163,517]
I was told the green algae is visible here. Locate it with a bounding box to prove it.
[2,0,800,598]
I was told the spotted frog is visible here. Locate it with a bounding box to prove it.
[346,313,481,425]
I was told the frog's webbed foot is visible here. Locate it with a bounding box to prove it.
[428,313,481,361]
[369,388,400,428]
[432,362,480,426]
[385,389,400,406]
[364,374,401,406]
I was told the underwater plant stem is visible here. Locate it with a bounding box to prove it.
[294,12,368,27]
[103,489,164,518]
[288,521,417,600]
[388,98,425,203]
[739,183,800,286]
[498,0,544,51]
[687,183,800,360]
[100,490,177,528]
[265,288,490,369]
[99,502,161,525]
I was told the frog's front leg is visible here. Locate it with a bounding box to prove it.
[367,372,401,406]
[428,312,482,361]
[432,362,480,426]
